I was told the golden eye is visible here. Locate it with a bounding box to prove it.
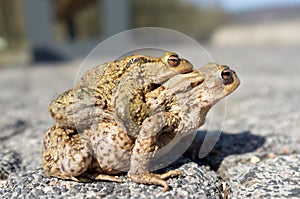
[167,54,180,67]
[221,69,232,80]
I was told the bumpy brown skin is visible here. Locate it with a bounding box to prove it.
[42,126,92,181]
[42,52,240,192]
[48,52,193,131]
[112,52,193,135]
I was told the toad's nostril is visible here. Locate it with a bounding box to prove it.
[190,80,203,88]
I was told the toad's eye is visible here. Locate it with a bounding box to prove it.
[168,54,180,67]
[221,69,232,80]
[221,68,234,85]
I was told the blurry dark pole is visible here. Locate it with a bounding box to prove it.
[25,0,65,62]
[66,17,76,41]
[54,0,98,42]
[101,0,131,37]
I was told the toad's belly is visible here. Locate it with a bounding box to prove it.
[86,122,135,173]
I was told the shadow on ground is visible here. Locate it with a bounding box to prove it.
[184,130,266,170]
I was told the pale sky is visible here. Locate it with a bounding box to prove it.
[220,0,300,11]
[185,0,300,12]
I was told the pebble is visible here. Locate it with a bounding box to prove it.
[268,152,276,159]
[250,156,260,164]
[49,179,58,186]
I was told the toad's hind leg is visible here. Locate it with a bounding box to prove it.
[42,126,92,181]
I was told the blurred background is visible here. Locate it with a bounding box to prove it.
[1,2,300,198]
[1,0,300,65]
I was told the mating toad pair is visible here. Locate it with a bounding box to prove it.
[42,52,240,192]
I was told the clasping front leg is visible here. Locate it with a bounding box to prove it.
[128,112,182,192]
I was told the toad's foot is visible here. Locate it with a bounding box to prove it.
[95,174,123,183]
[128,170,182,192]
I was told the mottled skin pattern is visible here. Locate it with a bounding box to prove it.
[42,52,240,192]
[43,126,93,181]
[113,52,193,134]
[48,52,192,131]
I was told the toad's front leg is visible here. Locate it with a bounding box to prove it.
[128,112,182,192]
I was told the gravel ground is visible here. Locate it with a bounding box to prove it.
[0,45,299,198]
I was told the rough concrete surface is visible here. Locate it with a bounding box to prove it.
[0,46,299,198]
